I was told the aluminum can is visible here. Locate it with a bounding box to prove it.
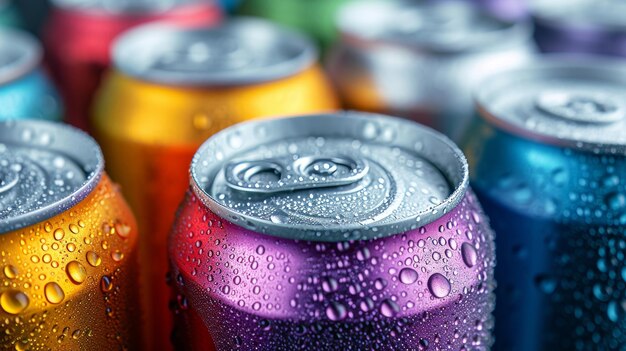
[93,18,338,351]
[238,0,354,54]
[0,0,22,28]
[532,0,626,58]
[463,56,626,351]
[0,29,62,122]
[43,0,222,131]
[169,112,496,350]
[0,120,141,350]
[453,0,528,21]
[327,0,535,142]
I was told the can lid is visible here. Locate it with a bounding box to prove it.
[113,18,317,86]
[0,120,104,233]
[0,29,41,86]
[532,0,626,30]
[191,112,469,242]
[51,0,205,14]
[337,0,531,53]
[476,56,626,152]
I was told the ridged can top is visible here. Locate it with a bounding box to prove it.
[476,56,626,152]
[51,0,207,14]
[113,18,317,86]
[191,112,469,242]
[532,0,626,29]
[0,29,41,85]
[337,0,531,53]
[0,120,104,233]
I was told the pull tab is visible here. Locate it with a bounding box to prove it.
[536,91,625,124]
[225,155,369,194]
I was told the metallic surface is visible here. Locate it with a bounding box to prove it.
[93,27,337,349]
[464,56,626,350]
[114,19,317,86]
[238,0,354,53]
[170,113,495,350]
[43,0,221,131]
[532,0,626,57]
[0,29,62,121]
[192,112,466,241]
[327,0,535,142]
[0,120,140,350]
[52,0,208,14]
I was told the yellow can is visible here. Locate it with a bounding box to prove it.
[92,19,338,350]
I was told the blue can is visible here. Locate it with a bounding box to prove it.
[0,28,62,121]
[464,56,626,350]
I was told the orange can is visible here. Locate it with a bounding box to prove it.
[92,18,338,350]
[0,120,140,350]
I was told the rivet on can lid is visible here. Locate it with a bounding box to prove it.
[0,120,104,233]
[0,29,41,86]
[190,112,469,242]
[112,18,317,86]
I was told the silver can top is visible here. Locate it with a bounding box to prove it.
[51,0,206,14]
[191,112,468,242]
[532,0,626,29]
[113,18,317,86]
[337,0,531,53]
[476,56,626,152]
[0,120,104,233]
[0,29,41,86]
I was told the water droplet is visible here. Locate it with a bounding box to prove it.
[66,261,87,284]
[322,277,339,293]
[428,273,451,298]
[115,222,131,239]
[399,268,418,285]
[44,282,65,304]
[86,251,101,267]
[0,290,29,314]
[535,275,557,294]
[68,224,79,234]
[380,299,400,317]
[256,245,265,255]
[111,250,124,262]
[461,243,478,268]
[101,276,113,292]
[326,301,347,321]
[53,229,64,241]
[3,264,18,279]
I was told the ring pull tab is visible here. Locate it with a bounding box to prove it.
[536,91,625,124]
[225,155,370,194]
[0,167,19,196]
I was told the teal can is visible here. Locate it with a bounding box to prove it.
[0,28,62,121]
[0,0,22,28]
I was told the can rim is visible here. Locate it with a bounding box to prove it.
[336,0,533,54]
[190,112,469,242]
[112,18,318,86]
[50,0,209,15]
[0,29,41,86]
[474,54,626,153]
[0,120,104,233]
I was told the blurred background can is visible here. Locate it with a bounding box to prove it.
[0,120,141,350]
[532,0,626,57]
[43,0,222,131]
[169,112,496,350]
[0,0,22,28]
[92,18,338,350]
[464,57,626,350]
[327,0,535,142]
[0,28,62,121]
[238,0,354,54]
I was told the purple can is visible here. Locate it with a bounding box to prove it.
[168,112,496,350]
[532,0,626,57]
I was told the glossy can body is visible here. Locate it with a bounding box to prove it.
[0,120,141,350]
[43,0,221,131]
[463,57,626,350]
[532,0,626,57]
[327,0,535,142]
[238,0,354,53]
[169,113,496,350]
[93,19,338,350]
[0,29,62,121]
